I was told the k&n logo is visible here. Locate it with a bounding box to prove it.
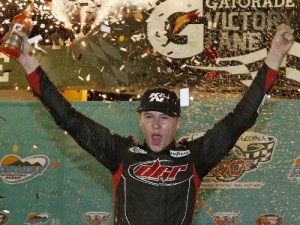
[128,159,188,186]
[149,93,170,102]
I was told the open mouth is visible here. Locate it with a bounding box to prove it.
[151,135,162,146]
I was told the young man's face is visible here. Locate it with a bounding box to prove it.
[138,111,182,152]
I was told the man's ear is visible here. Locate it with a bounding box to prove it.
[176,116,183,130]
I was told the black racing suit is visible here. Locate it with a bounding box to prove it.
[26,64,278,225]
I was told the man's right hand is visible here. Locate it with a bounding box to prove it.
[15,31,40,74]
[265,24,295,71]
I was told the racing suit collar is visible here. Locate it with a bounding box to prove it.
[143,140,177,154]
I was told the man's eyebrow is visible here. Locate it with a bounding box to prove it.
[143,112,153,115]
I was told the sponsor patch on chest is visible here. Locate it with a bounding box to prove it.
[128,159,189,186]
[170,150,190,158]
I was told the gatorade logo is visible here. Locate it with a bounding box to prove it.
[147,0,204,58]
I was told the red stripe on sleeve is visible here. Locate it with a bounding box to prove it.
[192,163,202,219]
[113,162,123,220]
[265,68,278,93]
[26,70,41,96]
[112,161,124,211]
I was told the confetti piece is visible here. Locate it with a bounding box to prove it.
[124,11,131,17]
[120,47,127,52]
[131,36,136,42]
[119,65,125,71]
[205,46,218,60]
[12,144,19,152]
[141,53,148,58]
[166,57,172,63]
[86,74,90,81]
[194,60,200,65]
[198,201,206,207]
[205,70,217,82]
[207,207,213,214]
[28,35,43,44]
[146,48,151,55]
[133,11,143,22]
[101,25,111,33]
[119,35,125,42]
[79,2,88,6]
[51,161,59,168]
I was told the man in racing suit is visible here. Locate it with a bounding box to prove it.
[15,24,294,225]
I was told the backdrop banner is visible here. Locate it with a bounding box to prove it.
[1,0,300,91]
[0,100,299,225]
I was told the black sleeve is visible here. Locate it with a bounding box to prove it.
[192,64,278,179]
[26,66,127,173]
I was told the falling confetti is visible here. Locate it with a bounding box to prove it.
[205,70,217,82]
[198,201,206,207]
[133,11,143,22]
[119,35,125,42]
[51,161,59,168]
[12,144,19,152]
[204,46,218,61]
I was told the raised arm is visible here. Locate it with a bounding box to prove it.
[14,32,126,173]
[193,24,295,179]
